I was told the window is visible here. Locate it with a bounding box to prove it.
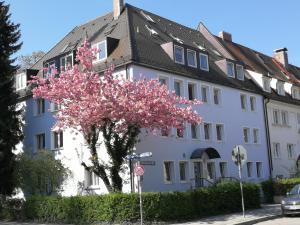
[297,113,300,124]
[291,87,299,99]
[179,161,188,182]
[287,144,294,159]
[276,81,285,96]
[243,128,250,143]
[236,65,244,80]
[263,78,271,92]
[273,143,280,158]
[191,123,198,139]
[199,53,209,71]
[36,99,45,115]
[44,61,56,78]
[161,128,170,137]
[163,161,174,183]
[36,133,45,151]
[246,162,253,177]
[281,111,289,126]
[240,94,247,110]
[177,128,184,138]
[216,124,224,141]
[250,96,256,111]
[15,73,26,90]
[174,81,182,96]
[53,131,63,149]
[219,162,228,178]
[86,171,100,186]
[256,162,262,178]
[273,109,280,125]
[50,102,61,112]
[204,123,212,140]
[60,54,73,70]
[174,45,184,64]
[207,162,216,180]
[187,49,197,68]
[253,129,259,144]
[188,83,196,100]
[201,86,209,103]
[159,77,167,86]
[213,88,221,105]
[227,61,235,77]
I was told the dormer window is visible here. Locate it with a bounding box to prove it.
[95,40,107,62]
[15,72,27,91]
[276,81,285,96]
[236,64,244,80]
[263,77,271,92]
[199,53,209,71]
[291,86,299,99]
[60,54,73,71]
[227,61,235,77]
[174,45,184,64]
[187,49,197,68]
[44,61,56,78]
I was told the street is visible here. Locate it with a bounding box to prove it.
[256,215,300,225]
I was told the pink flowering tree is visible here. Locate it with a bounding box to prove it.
[30,40,202,192]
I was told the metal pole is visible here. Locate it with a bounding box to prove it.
[237,148,245,218]
[138,161,143,225]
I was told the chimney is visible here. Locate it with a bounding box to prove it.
[218,31,232,42]
[273,48,288,67]
[113,0,124,20]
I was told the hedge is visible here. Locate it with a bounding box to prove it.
[23,182,260,224]
[261,177,300,203]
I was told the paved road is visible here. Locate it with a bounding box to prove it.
[255,215,300,225]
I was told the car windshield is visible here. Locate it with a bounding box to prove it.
[289,184,300,195]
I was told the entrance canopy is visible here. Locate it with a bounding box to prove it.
[190,147,221,159]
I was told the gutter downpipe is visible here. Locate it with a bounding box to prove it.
[263,97,273,178]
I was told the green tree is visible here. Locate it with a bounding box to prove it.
[16,150,70,196]
[0,1,23,197]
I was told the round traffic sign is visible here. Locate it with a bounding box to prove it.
[134,165,145,176]
[232,145,247,166]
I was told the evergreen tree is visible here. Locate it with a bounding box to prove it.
[0,1,23,197]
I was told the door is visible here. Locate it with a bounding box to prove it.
[194,161,203,188]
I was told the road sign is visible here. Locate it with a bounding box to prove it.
[140,160,156,166]
[134,165,145,176]
[232,145,247,166]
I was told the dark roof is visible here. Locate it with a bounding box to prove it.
[217,37,300,105]
[29,4,264,96]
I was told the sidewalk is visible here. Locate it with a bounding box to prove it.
[174,204,281,225]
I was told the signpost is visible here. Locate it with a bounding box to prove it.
[232,145,247,218]
[125,151,152,225]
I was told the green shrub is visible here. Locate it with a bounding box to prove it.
[261,179,274,203]
[24,183,260,224]
[0,198,24,221]
[261,177,300,201]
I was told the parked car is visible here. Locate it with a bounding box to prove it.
[281,184,300,215]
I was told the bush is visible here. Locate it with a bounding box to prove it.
[0,198,24,221]
[261,177,300,201]
[261,179,274,203]
[23,182,260,224]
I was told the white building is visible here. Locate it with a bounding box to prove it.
[15,1,271,196]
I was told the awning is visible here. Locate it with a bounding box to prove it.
[190,147,221,159]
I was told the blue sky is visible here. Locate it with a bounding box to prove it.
[6,0,300,66]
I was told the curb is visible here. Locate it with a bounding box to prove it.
[234,215,281,225]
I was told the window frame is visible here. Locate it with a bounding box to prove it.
[199,53,209,71]
[204,122,212,141]
[35,98,45,116]
[256,162,262,178]
[188,82,196,100]
[179,161,188,183]
[250,96,256,111]
[174,80,183,97]
[216,124,224,142]
[190,123,199,139]
[15,72,27,91]
[201,85,209,103]
[273,109,280,125]
[243,127,250,144]
[219,162,228,178]
[287,144,294,159]
[174,45,185,65]
[281,110,289,126]
[52,131,63,150]
[253,128,259,144]
[273,143,281,158]
[36,133,45,151]
[163,161,175,184]
[236,64,245,80]
[227,61,235,77]
[263,78,271,92]
[246,162,253,178]
[276,81,285,96]
[240,94,247,110]
[213,88,221,105]
[187,49,197,68]
[60,53,73,71]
